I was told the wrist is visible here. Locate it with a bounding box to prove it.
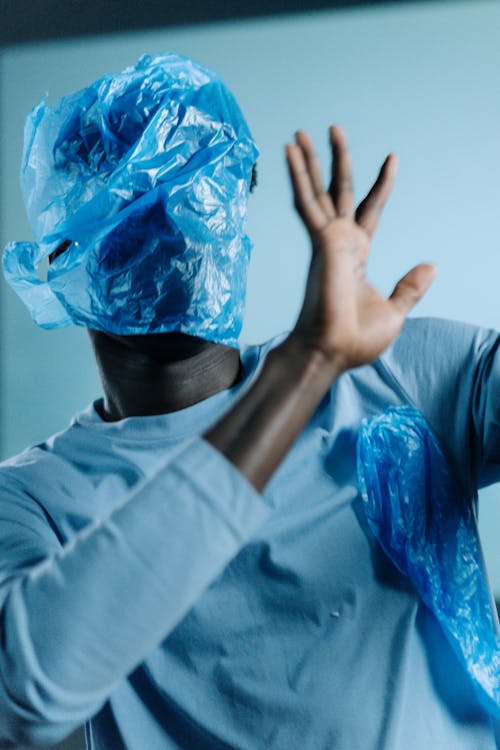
[205,333,343,492]
[277,332,346,388]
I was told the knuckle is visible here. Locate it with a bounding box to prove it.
[397,280,420,302]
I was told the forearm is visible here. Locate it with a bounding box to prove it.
[206,336,341,491]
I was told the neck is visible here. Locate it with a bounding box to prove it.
[88,331,242,421]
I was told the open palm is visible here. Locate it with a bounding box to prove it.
[286,127,436,373]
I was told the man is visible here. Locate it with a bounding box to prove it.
[0,53,498,749]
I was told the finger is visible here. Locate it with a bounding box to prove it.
[355,154,398,238]
[328,125,354,217]
[294,131,325,196]
[295,130,336,221]
[286,143,332,231]
[388,263,437,316]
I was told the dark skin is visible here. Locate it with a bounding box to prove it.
[84,126,436,491]
[88,330,241,419]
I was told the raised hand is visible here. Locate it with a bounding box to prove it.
[286,126,436,374]
[207,127,437,490]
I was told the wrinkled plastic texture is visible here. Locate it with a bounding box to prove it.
[2,53,259,346]
[357,405,500,719]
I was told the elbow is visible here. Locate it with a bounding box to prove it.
[0,700,80,750]
[0,656,93,750]
[0,609,90,749]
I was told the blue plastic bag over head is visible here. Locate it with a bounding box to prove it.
[2,53,259,346]
[357,406,500,719]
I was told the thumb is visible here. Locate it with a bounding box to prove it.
[388,263,437,316]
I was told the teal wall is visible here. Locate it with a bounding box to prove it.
[1,0,499,598]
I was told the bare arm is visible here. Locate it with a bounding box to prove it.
[206,126,436,490]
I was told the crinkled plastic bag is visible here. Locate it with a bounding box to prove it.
[2,53,259,346]
[357,405,500,719]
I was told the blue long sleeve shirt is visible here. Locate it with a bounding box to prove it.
[0,318,499,749]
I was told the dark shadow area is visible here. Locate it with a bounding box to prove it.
[2,0,462,45]
[50,728,86,750]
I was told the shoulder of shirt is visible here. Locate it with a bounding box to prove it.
[379,315,499,374]
[242,318,497,368]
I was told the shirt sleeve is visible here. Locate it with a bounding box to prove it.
[378,316,500,497]
[0,437,271,749]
